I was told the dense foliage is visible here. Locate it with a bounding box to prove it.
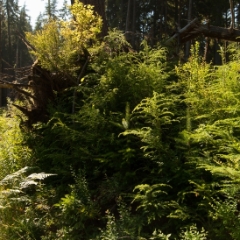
[1,0,240,240]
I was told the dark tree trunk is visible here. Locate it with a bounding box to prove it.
[131,0,136,47]
[229,0,235,29]
[184,0,192,61]
[125,0,131,42]
[71,0,108,37]
[0,0,2,106]
[6,0,11,62]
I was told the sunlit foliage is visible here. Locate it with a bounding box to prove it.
[26,1,102,75]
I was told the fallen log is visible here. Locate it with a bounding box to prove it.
[166,18,199,44]
[196,25,240,42]
[166,19,240,44]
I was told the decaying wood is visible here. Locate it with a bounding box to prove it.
[0,58,78,127]
[0,79,32,89]
[166,18,240,45]
[182,24,240,43]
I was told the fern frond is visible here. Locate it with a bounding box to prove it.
[0,166,31,185]
[20,172,57,189]
[0,189,22,196]
[20,180,38,189]
[26,172,57,180]
[6,196,30,203]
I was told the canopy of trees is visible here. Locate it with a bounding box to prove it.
[1,0,240,239]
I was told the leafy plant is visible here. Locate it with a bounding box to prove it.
[0,107,32,179]
[96,200,144,240]
[53,170,99,240]
[26,1,102,75]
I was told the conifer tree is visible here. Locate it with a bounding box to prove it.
[58,0,70,20]
[44,0,58,20]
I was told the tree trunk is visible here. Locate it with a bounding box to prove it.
[48,0,51,18]
[131,0,136,47]
[174,0,182,53]
[0,0,2,106]
[6,0,11,62]
[184,0,192,61]
[229,0,235,29]
[71,0,108,37]
[125,0,131,42]
[203,37,209,61]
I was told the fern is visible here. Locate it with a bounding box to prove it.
[150,230,171,240]
[0,168,57,240]
[132,184,171,223]
[26,172,57,180]
[0,166,31,185]
[132,92,175,126]
[179,224,208,240]
[121,92,175,161]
